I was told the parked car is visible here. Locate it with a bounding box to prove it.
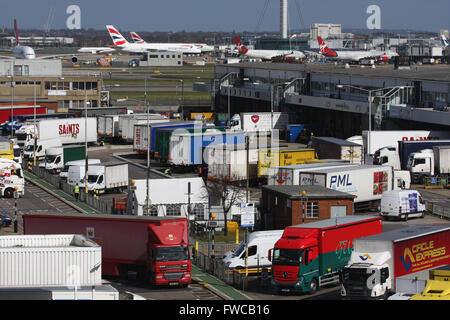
[0,211,12,227]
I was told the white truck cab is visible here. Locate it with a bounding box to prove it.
[0,158,25,198]
[23,138,62,161]
[222,230,284,269]
[373,146,401,170]
[62,159,101,180]
[40,146,63,172]
[407,149,434,184]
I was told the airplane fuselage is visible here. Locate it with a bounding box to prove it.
[12,45,36,59]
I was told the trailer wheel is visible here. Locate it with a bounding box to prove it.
[403,213,408,222]
[420,211,425,219]
[309,278,318,294]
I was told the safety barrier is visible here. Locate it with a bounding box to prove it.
[426,201,450,219]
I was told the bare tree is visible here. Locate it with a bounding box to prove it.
[202,176,246,236]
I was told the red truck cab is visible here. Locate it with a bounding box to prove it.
[147,222,191,287]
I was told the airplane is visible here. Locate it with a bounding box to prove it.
[0,19,94,62]
[106,25,201,54]
[234,36,305,61]
[129,32,214,53]
[317,36,397,63]
[441,35,449,48]
[77,47,115,54]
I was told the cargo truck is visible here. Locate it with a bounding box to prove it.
[258,148,318,178]
[40,145,86,173]
[81,162,128,193]
[154,127,225,163]
[269,216,382,294]
[133,121,198,155]
[63,159,101,182]
[267,162,356,186]
[22,213,191,287]
[22,138,62,161]
[168,130,245,168]
[362,130,450,157]
[229,112,291,133]
[374,139,450,171]
[0,105,47,124]
[17,117,97,147]
[311,136,363,164]
[98,115,119,139]
[0,158,25,198]
[340,225,450,299]
[205,144,259,183]
[407,145,450,184]
[297,164,408,211]
[118,114,168,142]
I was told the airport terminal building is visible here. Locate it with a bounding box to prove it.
[209,63,450,139]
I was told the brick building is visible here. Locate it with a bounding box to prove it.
[261,185,356,229]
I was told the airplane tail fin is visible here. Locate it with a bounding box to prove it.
[442,35,449,48]
[130,32,145,44]
[317,36,337,57]
[234,36,248,54]
[106,25,129,46]
[14,19,19,45]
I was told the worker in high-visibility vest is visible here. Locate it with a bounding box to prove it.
[74,184,80,201]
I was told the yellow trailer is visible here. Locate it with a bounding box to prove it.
[410,266,450,300]
[0,137,14,161]
[258,148,317,177]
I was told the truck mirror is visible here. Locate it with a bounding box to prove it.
[268,249,272,262]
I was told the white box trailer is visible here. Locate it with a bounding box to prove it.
[312,136,363,164]
[267,162,357,186]
[127,177,209,217]
[0,285,119,300]
[0,234,102,288]
[230,112,291,132]
[298,165,394,211]
[118,114,167,142]
[362,130,450,156]
[205,144,259,182]
[29,117,97,146]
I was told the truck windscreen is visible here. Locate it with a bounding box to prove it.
[272,248,303,266]
[342,267,371,283]
[156,246,189,262]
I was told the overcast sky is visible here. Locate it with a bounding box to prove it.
[1,0,449,33]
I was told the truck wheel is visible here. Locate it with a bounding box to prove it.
[4,188,14,198]
[419,175,426,185]
[309,278,318,294]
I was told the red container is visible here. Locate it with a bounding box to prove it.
[23,212,191,286]
[0,106,47,123]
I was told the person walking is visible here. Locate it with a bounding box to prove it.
[164,168,172,176]
[74,184,80,201]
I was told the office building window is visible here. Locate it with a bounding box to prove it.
[305,202,319,219]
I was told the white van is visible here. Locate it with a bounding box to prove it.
[222,230,284,269]
[23,138,62,161]
[61,159,101,179]
[380,190,426,221]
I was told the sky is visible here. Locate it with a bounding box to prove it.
[1,0,449,33]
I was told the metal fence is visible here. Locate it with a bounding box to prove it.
[426,201,450,219]
[26,163,115,214]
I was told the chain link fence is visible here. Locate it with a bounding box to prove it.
[425,201,450,219]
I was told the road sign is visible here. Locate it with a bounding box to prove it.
[240,203,255,227]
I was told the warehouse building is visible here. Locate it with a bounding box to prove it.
[261,185,356,229]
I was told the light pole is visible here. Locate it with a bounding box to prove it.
[33,80,37,166]
[180,79,184,120]
[84,81,88,196]
[6,75,14,138]
[301,190,308,224]
[145,78,151,216]
[336,84,412,162]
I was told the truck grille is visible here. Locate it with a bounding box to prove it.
[344,285,371,297]
[273,270,297,283]
[164,272,184,280]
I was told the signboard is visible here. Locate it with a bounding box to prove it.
[240,203,255,228]
[48,90,67,96]
[394,231,450,278]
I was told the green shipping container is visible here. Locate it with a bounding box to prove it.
[63,145,86,165]
[154,127,225,162]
